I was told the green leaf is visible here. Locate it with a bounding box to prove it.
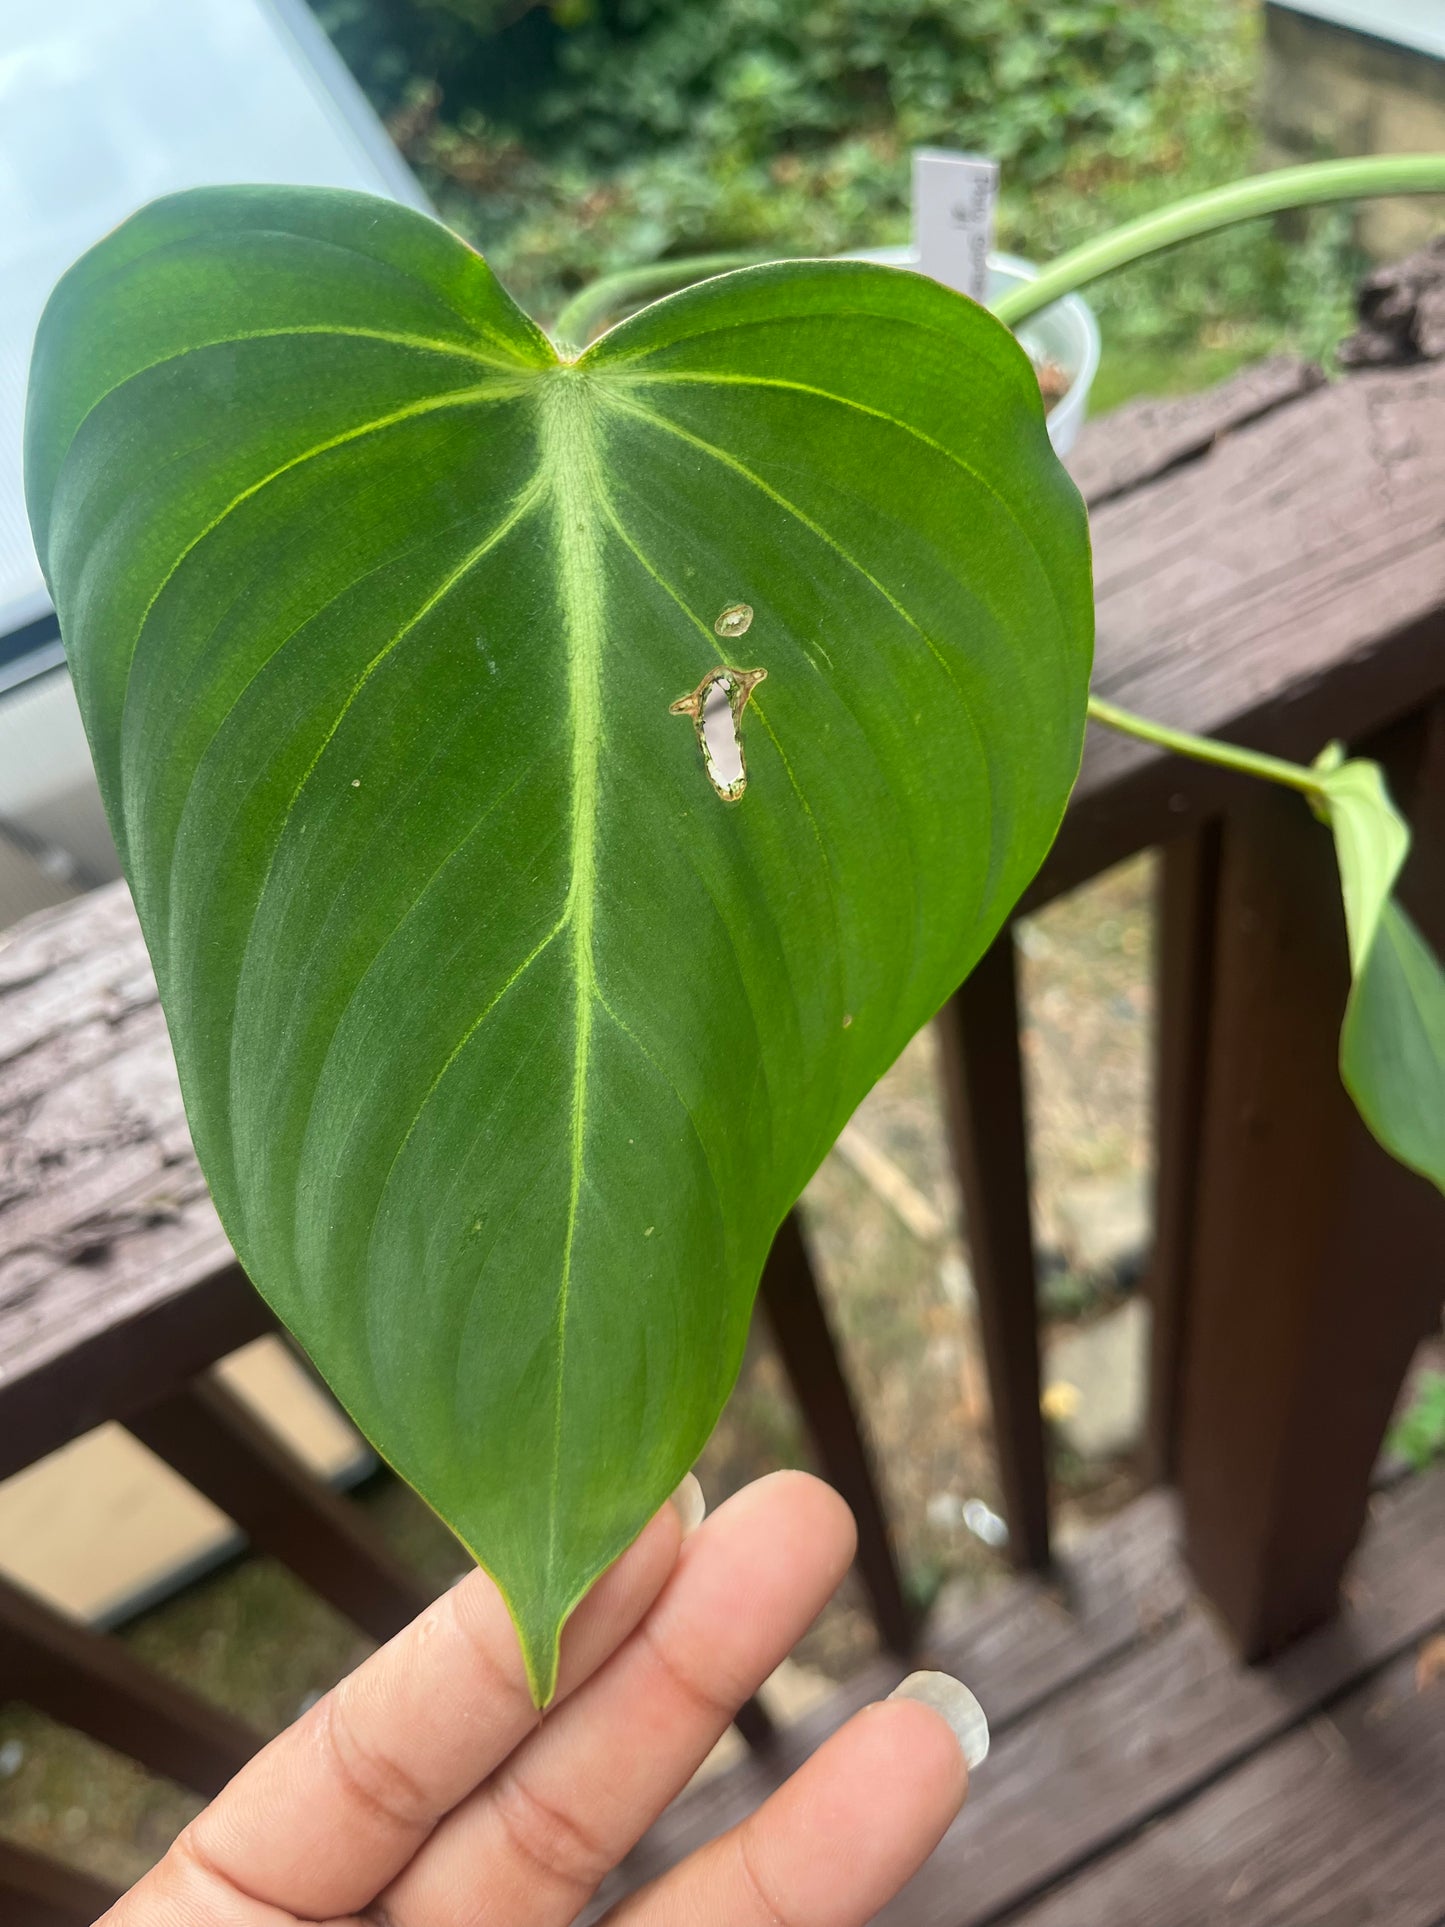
[25,185,1092,1697]
[1385,1368,1445,1471]
[1313,748,1445,1192]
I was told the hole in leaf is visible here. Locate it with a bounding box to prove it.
[670,665,767,802]
[714,602,754,639]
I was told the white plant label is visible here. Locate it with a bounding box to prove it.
[913,148,1000,304]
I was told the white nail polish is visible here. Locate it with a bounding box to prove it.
[669,1471,706,1537]
[888,1671,990,1770]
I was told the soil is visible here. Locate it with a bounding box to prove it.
[1034,354,1072,413]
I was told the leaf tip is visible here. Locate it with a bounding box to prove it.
[519,1622,564,1711]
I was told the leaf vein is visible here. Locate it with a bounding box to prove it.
[54,329,531,485]
[200,471,550,1166]
[599,389,998,977]
[116,380,522,840]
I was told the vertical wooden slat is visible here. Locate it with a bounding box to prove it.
[130,1375,779,1753]
[0,1573,258,1796]
[1394,697,1445,969]
[0,1840,121,1927]
[730,1693,777,1751]
[760,1210,916,1655]
[1176,763,1445,1659]
[1145,825,1222,1483]
[126,1376,434,1645]
[936,929,1051,1572]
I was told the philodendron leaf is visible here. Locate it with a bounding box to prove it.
[1313,747,1445,1191]
[25,185,1092,1697]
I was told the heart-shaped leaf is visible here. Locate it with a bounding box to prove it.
[26,186,1092,1696]
[1313,749,1445,1191]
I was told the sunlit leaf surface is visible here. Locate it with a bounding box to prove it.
[1315,749,1445,1194]
[26,187,1092,1694]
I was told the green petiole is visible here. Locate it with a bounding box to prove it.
[558,156,1445,351]
[1085,694,1326,798]
[993,153,1445,327]
[553,249,775,349]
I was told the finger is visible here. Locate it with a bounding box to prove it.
[376,1470,855,1927]
[608,1694,972,1927]
[180,1497,684,1919]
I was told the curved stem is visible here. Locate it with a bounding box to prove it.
[994,154,1445,328]
[1086,694,1325,797]
[554,250,777,350]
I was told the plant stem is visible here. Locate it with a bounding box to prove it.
[556,155,1445,346]
[1086,694,1325,797]
[994,154,1445,327]
[554,250,776,349]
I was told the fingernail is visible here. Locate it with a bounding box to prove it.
[888,1671,989,1770]
[669,1471,706,1537]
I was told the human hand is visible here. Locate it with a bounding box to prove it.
[105,1472,985,1926]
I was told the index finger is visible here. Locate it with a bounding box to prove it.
[178,1499,683,1919]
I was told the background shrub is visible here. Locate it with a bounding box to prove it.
[312,0,1362,403]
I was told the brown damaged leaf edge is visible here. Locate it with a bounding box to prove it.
[670,664,768,802]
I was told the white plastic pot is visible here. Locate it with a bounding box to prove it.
[843,246,1101,457]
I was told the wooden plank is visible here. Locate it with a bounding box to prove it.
[0,1256,271,1485]
[598,1469,1441,1926]
[0,878,258,1474]
[935,933,1050,1573]
[126,1377,434,1646]
[1032,360,1445,907]
[1396,697,1445,952]
[0,877,141,1002]
[0,992,166,1119]
[587,1489,1187,1918]
[1011,1647,1445,1926]
[760,1211,916,1656]
[1176,777,1445,1657]
[0,1839,121,1927]
[729,1694,777,1752]
[858,1468,1443,1926]
[0,1570,258,1796]
[1066,355,1323,507]
[1,1030,200,1260]
[1144,825,1220,1482]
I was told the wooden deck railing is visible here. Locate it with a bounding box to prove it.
[3,341,1445,1922]
[766,347,1445,1664]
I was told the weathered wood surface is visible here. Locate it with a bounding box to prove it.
[935,937,1051,1574]
[9,353,1431,1467]
[0,1838,120,1927]
[1035,357,1445,906]
[1175,766,1445,1658]
[598,1469,1444,1926]
[592,1488,1187,1904]
[1065,353,1323,506]
[0,884,269,1476]
[1012,1647,1445,1927]
[759,1210,917,1655]
[0,886,273,1472]
[1143,824,1219,1483]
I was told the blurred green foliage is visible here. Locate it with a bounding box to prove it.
[1387,1369,1445,1471]
[312,0,1362,390]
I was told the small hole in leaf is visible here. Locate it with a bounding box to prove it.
[670,665,767,802]
[714,602,754,639]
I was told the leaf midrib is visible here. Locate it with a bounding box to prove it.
[537,371,608,1604]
